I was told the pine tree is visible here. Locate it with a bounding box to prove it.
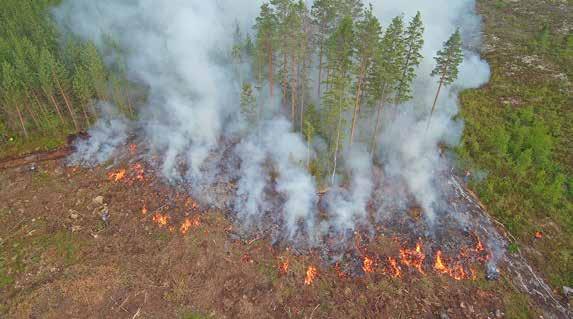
[395,11,424,104]
[72,66,93,126]
[1,62,27,138]
[240,82,257,124]
[271,0,294,106]
[81,42,108,101]
[285,1,304,123]
[349,4,382,147]
[311,0,336,98]
[427,29,464,129]
[254,3,277,99]
[295,1,313,132]
[303,118,315,168]
[323,16,354,184]
[367,15,405,154]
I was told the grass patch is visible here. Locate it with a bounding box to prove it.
[503,291,535,319]
[0,255,14,289]
[0,131,70,159]
[457,0,572,288]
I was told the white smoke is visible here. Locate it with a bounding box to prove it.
[67,101,129,166]
[54,0,489,244]
[369,0,490,224]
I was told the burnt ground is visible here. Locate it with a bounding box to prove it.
[0,156,555,319]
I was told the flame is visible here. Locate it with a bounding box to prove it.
[304,266,318,285]
[185,197,199,210]
[180,218,193,234]
[387,257,401,278]
[131,163,145,181]
[450,263,466,280]
[534,231,543,239]
[278,260,289,275]
[179,216,201,235]
[433,250,470,280]
[474,237,485,252]
[362,256,374,273]
[108,169,126,182]
[434,251,448,274]
[141,204,148,215]
[152,212,169,227]
[334,263,346,279]
[399,242,425,274]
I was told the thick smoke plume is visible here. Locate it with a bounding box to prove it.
[54,0,489,245]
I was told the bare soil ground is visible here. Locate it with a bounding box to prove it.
[0,157,542,318]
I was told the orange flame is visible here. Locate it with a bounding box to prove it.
[278,260,289,275]
[400,242,425,274]
[387,257,401,278]
[141,204,148,215]
[450,263,466,281]
[108,169,126,182]
[475,237,485,252]
[434,251,448,274]
[334,263,346,279]
[131,163,145,181]
[433,250,470,280]
[304,266,318,285]
[152,212,168,227]
[534,231,543,239]
[185,197,199,210]
[179,216,200,235]
[363,256,374,273]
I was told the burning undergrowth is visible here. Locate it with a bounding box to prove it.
[93,141,499,282]
[67,135,571,317]
[55,0,570,316]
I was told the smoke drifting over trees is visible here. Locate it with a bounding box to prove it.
[55,0,490,245]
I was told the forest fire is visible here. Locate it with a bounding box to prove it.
[433,250,473,280]
[387,257,402,278]
[108,169,126,182]
[152,212,169,227]
[304,266,318,285]
[278,260,289,275]
[400,242,426,274]
[131,163,145,181]
[362,256,374,273]
[179,216,201,235]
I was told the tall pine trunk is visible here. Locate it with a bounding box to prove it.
[426,75,445,131]
[331,95,343,185]
[15,103,28,138]
[369,85,387,156]
[317,41,324,98]
[349,60,367,147]
[282,52,288,108]
[53,72,79,131]
[42,88,65,124]
[267,40,274,98]
[23,98,40,129]
[290,53,297,123]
